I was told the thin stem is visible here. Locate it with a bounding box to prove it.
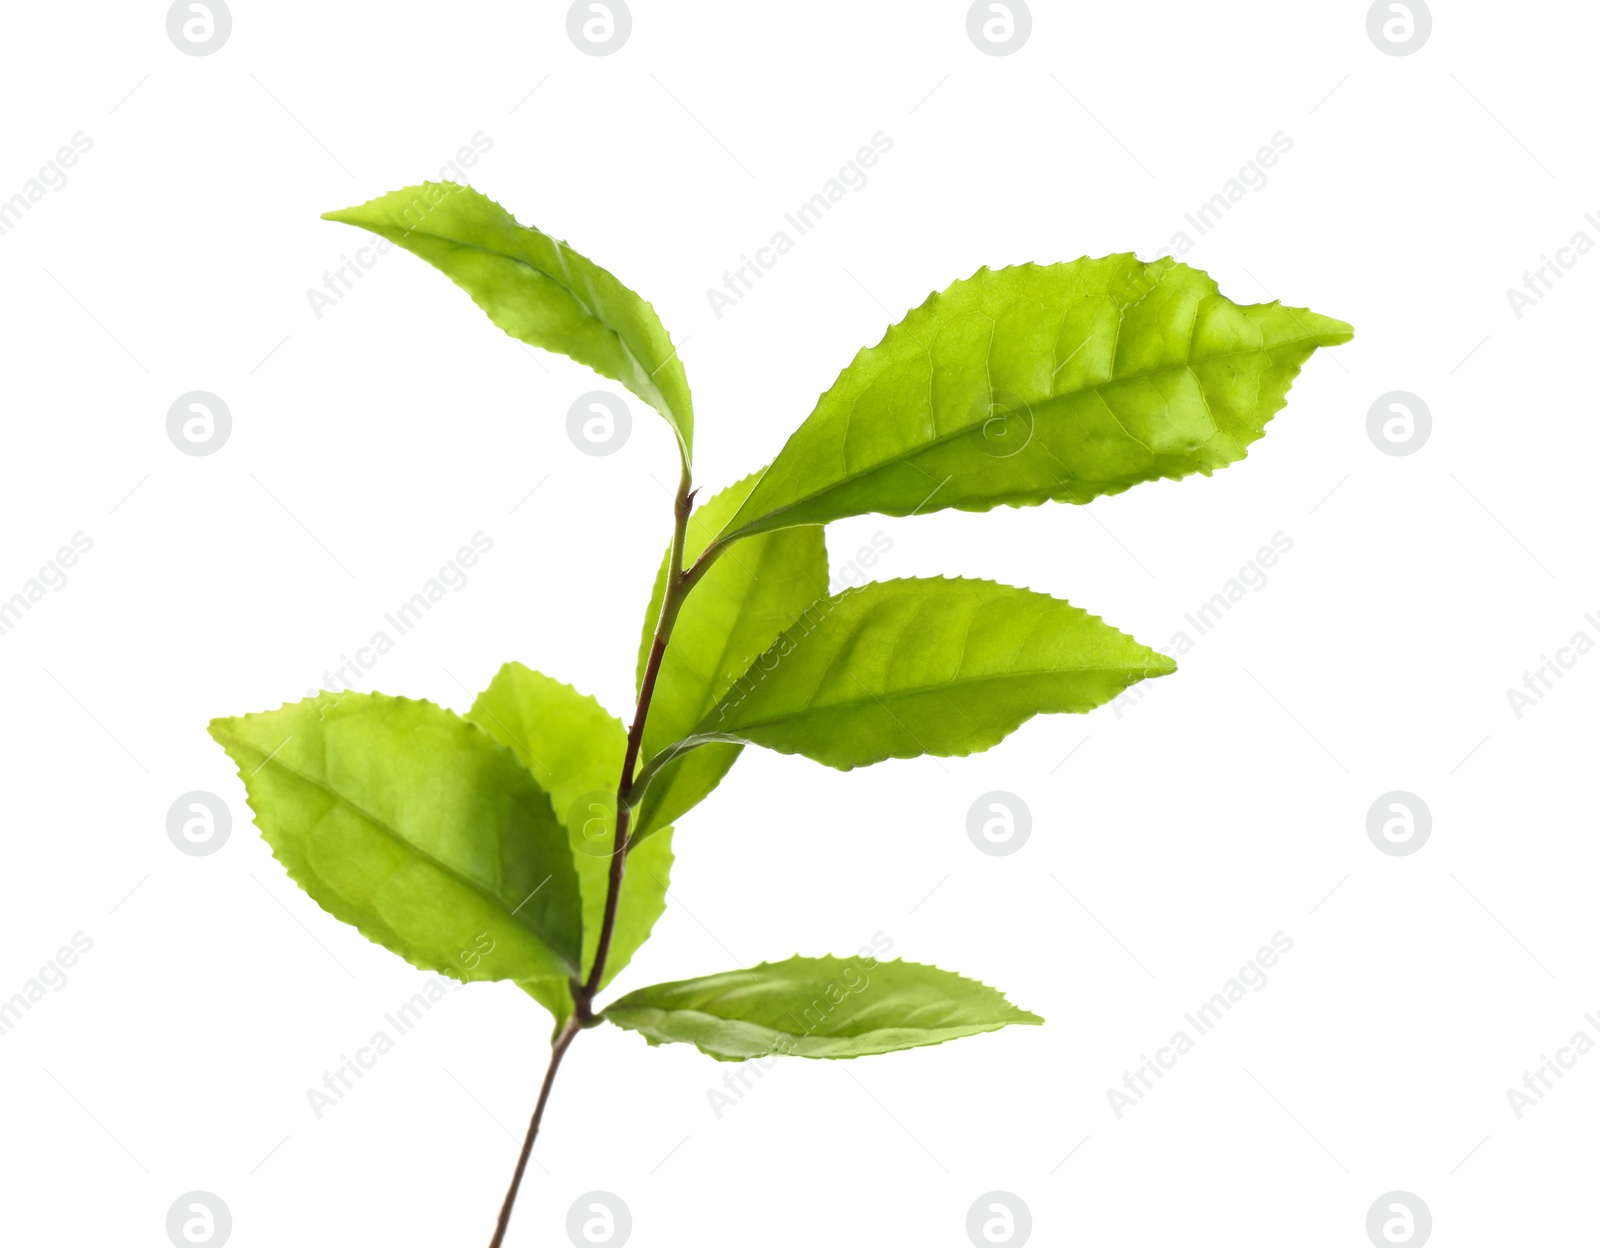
[488,1014,581,1248]
[491,458,701,1246]
[580,459,694,1003]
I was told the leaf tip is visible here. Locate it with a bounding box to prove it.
[205,713,242,750]
[320,204,364,226]
[1321,315,1355,346]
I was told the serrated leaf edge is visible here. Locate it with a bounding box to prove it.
[722,254,1352,539]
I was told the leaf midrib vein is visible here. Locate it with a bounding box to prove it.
[741,332,1334,530]
[220,727,564,952]
[609,1004,1016,1046]
[710,661,1164,734]
[401,224,681,434]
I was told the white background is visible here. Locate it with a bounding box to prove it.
[1,1,1594,1244]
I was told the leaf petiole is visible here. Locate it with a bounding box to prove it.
[624,738,705,811]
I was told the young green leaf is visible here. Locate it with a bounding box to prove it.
[324,183,694,464]
[209,692,583,981]
[466,663,674,1023]
[604,956,1041,1060]
[629,470,828,840]
[683,577,1173,770]
[715,255,1351,541]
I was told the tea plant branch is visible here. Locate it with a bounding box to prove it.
[215,186,1351,1246]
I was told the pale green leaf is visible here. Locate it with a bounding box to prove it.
[718,255,1351,540]
[629,470,828,839]
[604,956,1041,1060]
[467,663,674,1023]
[209,692,582,981]
[629,748,740,849]
[324,183,693,463]
[689,577,1173,769]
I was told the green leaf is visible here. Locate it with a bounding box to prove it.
[604,956,1041,1060]
[324,183,694,464]
[716,255,1351,540]
[466,663,674,1024]
[690,577,1174,770]
[629,747,740,848]
[629,470,829,840]
[208,692,583,981]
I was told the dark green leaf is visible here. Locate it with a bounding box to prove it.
[467,663,673,1023]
